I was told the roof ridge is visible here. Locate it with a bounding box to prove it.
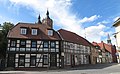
[18,22,35,25]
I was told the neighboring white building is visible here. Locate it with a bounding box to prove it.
[113,18,120,63]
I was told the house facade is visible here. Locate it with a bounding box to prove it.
[6,11,97,70]
[6,11,62,69]
[113,18,120,63]
[93,40,117,63]
[58,29,92,67]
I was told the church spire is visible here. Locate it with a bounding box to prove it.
[46,10,50,19]
[38,14,42,24]
[107,33,112,44]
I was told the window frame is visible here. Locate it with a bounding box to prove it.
[20,28,27,35]
[18,55,25,66]
[50,41,56,48]
[31,29,38,35]
[30,56,36,66]
[43,41,49,48]
[20,40,26,48]
[31,40,37,48]
[48,29,53,36]
[10,40,16,47]
[43,55,48,65]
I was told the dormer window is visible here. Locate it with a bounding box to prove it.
[21,28,27,35]
[32,29,37,35]
[48,29,53,36]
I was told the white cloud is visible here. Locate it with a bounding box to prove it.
[0,0,115,44]
[8,0,85,36]
[79,15,100,23]
[85,24,106,42]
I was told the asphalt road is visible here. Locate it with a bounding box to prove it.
[0,63,120,74]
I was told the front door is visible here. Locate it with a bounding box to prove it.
[50,54,57,67]
[7,54,15,67]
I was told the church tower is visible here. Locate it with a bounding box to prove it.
[107,34,112,44]
[42,10,53,29]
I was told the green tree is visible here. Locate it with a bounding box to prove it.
[0,22,14,58]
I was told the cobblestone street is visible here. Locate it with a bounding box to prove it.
[0,63,120,74]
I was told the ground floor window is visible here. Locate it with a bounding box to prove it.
[43,55,48,65]
[30,56,36,66]
[19,55,25,66]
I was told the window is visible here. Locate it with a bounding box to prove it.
[50,41,55,48]
[43,55,48,64]
[30,56,36,66]
[21,28,27,35]
[32,29,37,35]
[19,55,25,66]
[43,41,48,48]
[10,40,16,47]
[31,41,37,48]
[48,30,53,36]
[20,40,26,47]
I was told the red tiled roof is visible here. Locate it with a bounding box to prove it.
[58,29,92,46]
[92,42,99,46]
[94,41,112,53]
[7,22,61,40]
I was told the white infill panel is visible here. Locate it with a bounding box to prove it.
[26,45,30,48]
[56,45,59,48]
[15,63,18,67]
[16,54,18,58]
[56,41,59,44]
[37,54,41,58]
[25,59,30,62]
[25,63,29,67]
[17,44,19,47]
[38,63,42,67]
[57,63,59,66]
[8,40,10,43]
[17,40,20,43]
[26,40,31,43]
[31,54,36,56]
[15,59,18,62]
[26,54,30,58]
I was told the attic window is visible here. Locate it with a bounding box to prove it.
[21,28,27,35]
[32,29,37,35]
[48,29,53,36]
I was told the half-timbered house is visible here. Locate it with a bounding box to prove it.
[58,29,93,67]
[6,11,96,70]
[7,11,62,69]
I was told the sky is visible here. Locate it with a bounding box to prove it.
[0,0,120,45]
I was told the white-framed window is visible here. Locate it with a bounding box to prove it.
[30,56,36,66]
[31,41,37,48]
[50,41,55,48]
[43,55,48,64]
[21,28,27,35]
[43,41,48,48]
[48,30,53,36]
[32,29,37,35]
[11,40,16,47]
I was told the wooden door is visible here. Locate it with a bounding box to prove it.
[50,54,57,67]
